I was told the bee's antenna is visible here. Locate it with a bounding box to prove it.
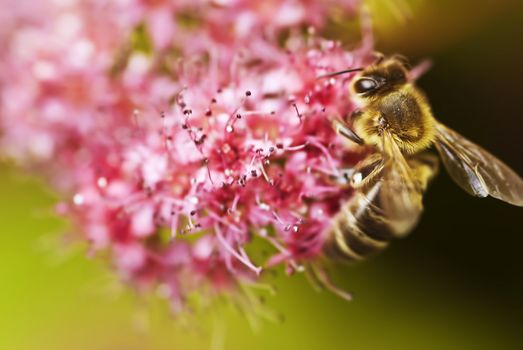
[316,68,364,79]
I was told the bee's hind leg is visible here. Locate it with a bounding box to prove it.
[305,263,353,301]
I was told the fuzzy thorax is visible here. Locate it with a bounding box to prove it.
[352,84,436,154]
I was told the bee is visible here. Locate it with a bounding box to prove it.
[323,56,523,262]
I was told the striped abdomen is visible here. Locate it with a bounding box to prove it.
[324,154,438,262]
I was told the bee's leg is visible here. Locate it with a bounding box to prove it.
[306,263,353,301]
[350,153,385,187]
[333,119,364,145]
[331,153,384,187]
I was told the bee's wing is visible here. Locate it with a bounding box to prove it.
[339,133,427,246]
[377,132,425,236]
[434,123,523,206]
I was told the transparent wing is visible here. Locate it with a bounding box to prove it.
[377,132,425,236]
[348,133,425,239]
[435,123,523,206]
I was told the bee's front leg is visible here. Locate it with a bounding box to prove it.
[331,153,384,188]
[333,118,364,145]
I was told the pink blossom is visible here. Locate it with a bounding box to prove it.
[0,0,369,309]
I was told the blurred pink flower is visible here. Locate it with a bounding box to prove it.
[0,0,370,310]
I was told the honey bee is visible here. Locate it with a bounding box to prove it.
[323,56,523,262]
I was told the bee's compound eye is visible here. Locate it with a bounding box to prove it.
[354,78,378,93]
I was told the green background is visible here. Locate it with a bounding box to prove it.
[1,1,523,349]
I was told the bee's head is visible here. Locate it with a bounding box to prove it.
[343,57,435,154]
[350,57,409,99]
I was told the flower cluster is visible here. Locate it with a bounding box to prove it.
[0,0,371,310]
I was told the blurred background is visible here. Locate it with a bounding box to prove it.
[1,1,523,349]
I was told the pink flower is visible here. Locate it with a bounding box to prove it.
[0,0,369,310]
